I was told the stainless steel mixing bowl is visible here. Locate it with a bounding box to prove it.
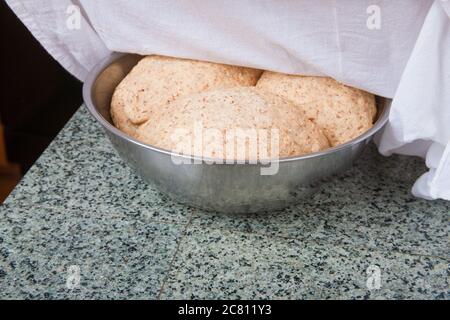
[83,53,390,213]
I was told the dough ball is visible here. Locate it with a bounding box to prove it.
[256,71,376,146]
[111,55,262,135]
[137,87,330,160]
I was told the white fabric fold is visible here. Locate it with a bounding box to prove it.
[5,0,110,80]
[377,0,450,200]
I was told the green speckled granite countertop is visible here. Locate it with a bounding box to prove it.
[0,106,448,299]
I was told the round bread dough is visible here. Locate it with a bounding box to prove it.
[111,55,262,136]
[256,71,377,146]
[136,87,330,160]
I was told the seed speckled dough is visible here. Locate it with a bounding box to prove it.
[136,87,330,160]
[256,71,377,146]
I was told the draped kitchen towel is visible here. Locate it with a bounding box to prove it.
[6,0,450,200]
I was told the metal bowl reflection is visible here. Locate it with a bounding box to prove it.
[83,53,390,213]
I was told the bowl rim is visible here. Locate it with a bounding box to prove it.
[83,52,391,164]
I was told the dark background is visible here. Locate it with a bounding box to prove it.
[0,0,83,174]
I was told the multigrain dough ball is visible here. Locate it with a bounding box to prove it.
[136,87,330,160]
[256,71,377,146]
[110,55,262,136]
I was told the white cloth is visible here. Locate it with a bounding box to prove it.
[376,0,450,200]
[5,0,110,80]
[6,0,450,200]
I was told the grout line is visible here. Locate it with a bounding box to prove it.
[156,208,196,299]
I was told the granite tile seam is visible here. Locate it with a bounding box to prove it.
[152,208,197,300]
[0,204,197,299]
[0,201,193,229]
[0,203,191,299]
[186,220,450,262]
[156,208,197,300]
